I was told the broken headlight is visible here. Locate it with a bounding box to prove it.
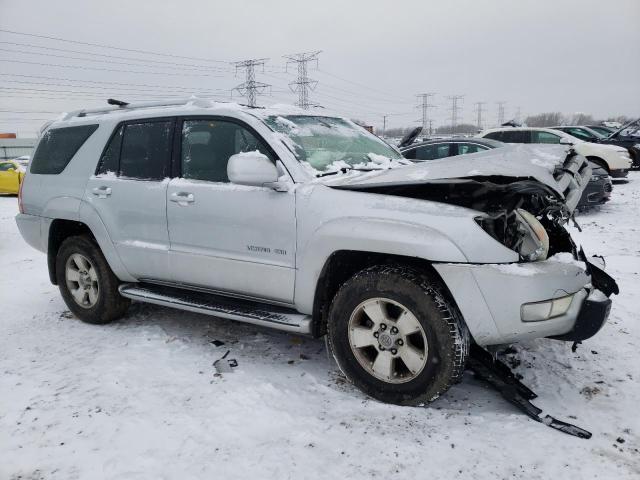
[475,208,549,262]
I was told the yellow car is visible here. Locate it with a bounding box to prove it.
[0,158,27,194]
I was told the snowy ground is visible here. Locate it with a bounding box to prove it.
[1,176,639,480]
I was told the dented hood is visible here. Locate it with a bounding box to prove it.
[319,144,591,213]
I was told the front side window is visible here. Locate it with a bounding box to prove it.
[263,115,402,172]
[531,131,561,144]
[30,124,98,174]
[565,128,594,141]
[119,121,173,180]
[181,119,273,182]
[457,143,488,155]
[414,143,451,160]
[0,162,14,172]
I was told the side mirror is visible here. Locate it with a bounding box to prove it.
[559,137,573,145]
[227,151,280,188]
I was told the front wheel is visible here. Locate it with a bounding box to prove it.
[327,265,469,405]
[56,235,130,324]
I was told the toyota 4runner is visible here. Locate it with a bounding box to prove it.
[16,98,618,405]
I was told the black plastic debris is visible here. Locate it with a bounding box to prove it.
[210,340,225,347]
[213,350,238,374]
[469,345,592,439]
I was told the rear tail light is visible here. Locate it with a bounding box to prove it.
[18,173,25,213]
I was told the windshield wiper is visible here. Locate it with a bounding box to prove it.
[316,166,382,178]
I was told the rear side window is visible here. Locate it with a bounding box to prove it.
[413,143,451,161]
[457,143,488,155]
[499,130,528,143]
[119,121,173,180]
[531,131,561,144]
[30,125,98,174]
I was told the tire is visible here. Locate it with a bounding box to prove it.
[326,264,469,405]
[55,235,130,324]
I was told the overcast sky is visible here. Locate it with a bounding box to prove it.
[1,0,639,133]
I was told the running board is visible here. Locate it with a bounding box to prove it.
[119,283,312,334]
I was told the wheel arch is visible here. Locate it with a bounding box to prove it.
[586,156,609,173]
[309,250,465,338]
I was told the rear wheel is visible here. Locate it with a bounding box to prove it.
[56,235,130,324]
[327,264,469,405]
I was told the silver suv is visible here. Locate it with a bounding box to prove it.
[16,98,617,405]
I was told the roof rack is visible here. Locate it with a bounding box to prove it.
[61,97,213,121]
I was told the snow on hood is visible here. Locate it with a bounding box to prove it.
[317,144,572,195]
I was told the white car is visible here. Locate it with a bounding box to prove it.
[477,127,632,178]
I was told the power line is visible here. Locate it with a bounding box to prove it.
[0,28,230,64]
[0,41,233,73]
[231,58,270,107]
[416,93,436,135]
[283,51,321,109]
[0,58,226,78]
[0,47,232,74]
[0,73,229,93]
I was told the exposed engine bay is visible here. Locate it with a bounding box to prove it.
[335,175,579,262]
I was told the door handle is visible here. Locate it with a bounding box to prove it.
[170,192,195,205]
[92,186,112,198]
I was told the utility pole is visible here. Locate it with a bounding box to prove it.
[283,51,321,109]
[231,58,270,107]
[514,106,522,123]
[474,101,486,130]
[496,101,507,126]
[416,93,436,136]
[447,95,464,134]
[382,115,388,138]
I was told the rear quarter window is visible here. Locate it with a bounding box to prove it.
[30,125,98,174]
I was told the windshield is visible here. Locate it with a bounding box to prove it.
[264,115,402,172]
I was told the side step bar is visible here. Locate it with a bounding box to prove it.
[119,283,312,334]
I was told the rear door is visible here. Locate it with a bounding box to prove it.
[165,116,296,303]
[84,118,174,280]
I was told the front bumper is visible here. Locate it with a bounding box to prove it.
[577,178,612,208]
[434,255,617,346]
[550,289,611,341]
[610,168,629,178]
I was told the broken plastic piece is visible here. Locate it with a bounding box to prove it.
[469,345,592,439]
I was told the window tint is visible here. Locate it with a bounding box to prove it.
[181,119,273,182]
[565,128,592,141]
[96,125,123,175]
[119,121,173,180]
[413,143,451,161]
[0,162,14,172]
[30,125,98,174]
[483,131,503,141]
[457,143,488,155]
[499,130,527,143]
[531,131,561,144]
[402,148,416,160]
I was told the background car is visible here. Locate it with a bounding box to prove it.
[400,137,611,210]
[595,119,640,170]
[400,137,503,160]
[477,127,632,177]
[552,126,605,143]
[585,125,616,136]
[0,158,26,194]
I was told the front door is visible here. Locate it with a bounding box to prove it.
[166,117,296,304]
[84,119,174,280]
